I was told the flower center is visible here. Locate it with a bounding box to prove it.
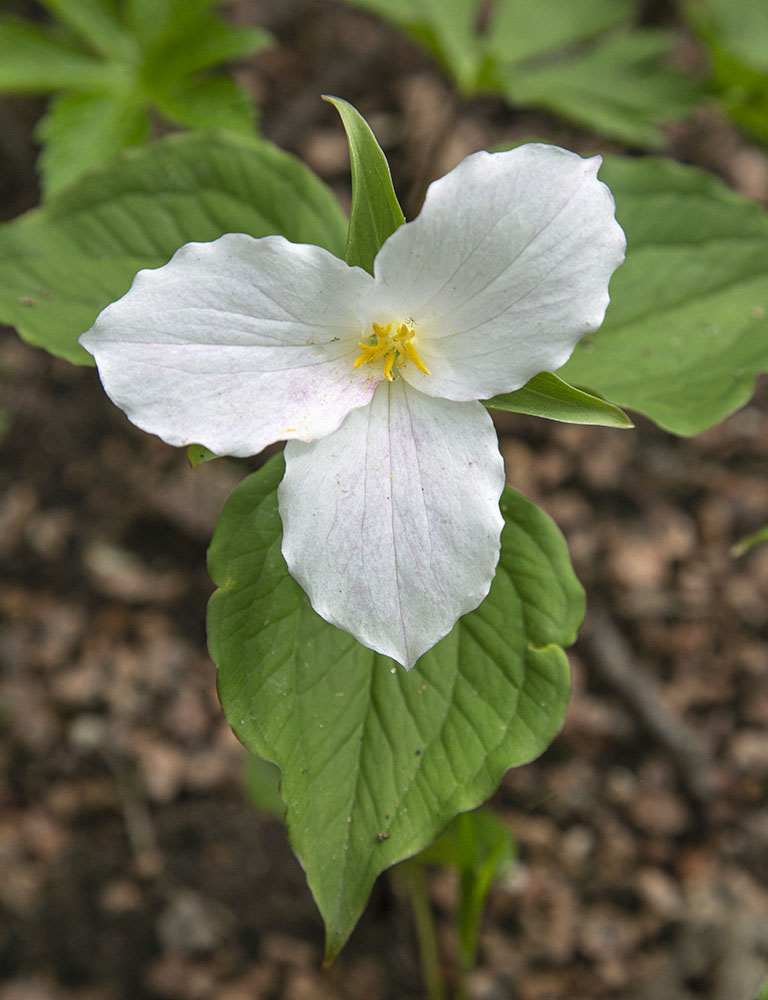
[353,321,431,382]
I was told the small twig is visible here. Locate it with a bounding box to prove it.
[579,606,715,805]
[104,751,164,877]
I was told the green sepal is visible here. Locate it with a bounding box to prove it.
[324,95,405,275]
[485,372,633,427]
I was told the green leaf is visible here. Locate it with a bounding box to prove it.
[487,0,627,68]
[485,372,633,427]
[711,49,768,146]
[505,29,700,149]
[243,752,285,818]
[688,0,768,73]
[153,75,257,134]
[187,444,220,468]
[209,454,580,959]
[756,977,768,1000]
[37,0,135,62]
[125,0,214,48]
[0,16,113,92]
[341,0,698,146]
[732,524,768,557]
[343,0,484,90]
[455,810,514,971]
[324,95,405,274]
[686,0,768,146]
[36,89,148,196]
[559,155,768,435]
[141,15,270,84]
[1,0,271,192]
[0,130,347,364]
[413,0,484,93]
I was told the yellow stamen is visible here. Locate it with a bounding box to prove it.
[353,320,431,380]
[403,340,431,375]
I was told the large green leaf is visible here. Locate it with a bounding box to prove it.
[560,155,768,435]
[209,454,580,958]
[324,96,405,275]
[0,130,347,364]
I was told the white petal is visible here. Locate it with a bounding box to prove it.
[360,144,626,401]
[279,380,505,669]
[79,234,375,457]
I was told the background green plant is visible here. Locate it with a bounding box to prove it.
[0,0,271,194]
[559,154,768,435]
[343,0,700,147]
[686,0,768,146]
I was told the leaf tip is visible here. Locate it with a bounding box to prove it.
[187,443,220,467]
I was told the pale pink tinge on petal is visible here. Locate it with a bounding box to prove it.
[80,234,375,457]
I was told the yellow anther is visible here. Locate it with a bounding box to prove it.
[403,340,430,375]
[353,320,431,380]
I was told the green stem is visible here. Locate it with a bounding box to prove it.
[402,860,447,1000]
[454,812,474,1000]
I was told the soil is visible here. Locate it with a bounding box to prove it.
[1,2,768,999]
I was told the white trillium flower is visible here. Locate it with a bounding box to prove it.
[80,143,626,669]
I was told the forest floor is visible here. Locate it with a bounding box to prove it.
[1,1,768,999]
